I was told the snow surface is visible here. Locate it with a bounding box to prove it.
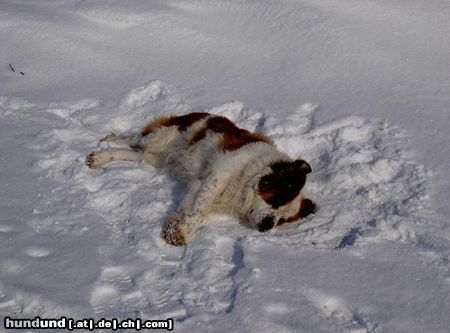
[1,1,450,332]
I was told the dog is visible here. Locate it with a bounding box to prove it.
[86,112,316,246]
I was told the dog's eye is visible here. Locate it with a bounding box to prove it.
[260,179,271,189]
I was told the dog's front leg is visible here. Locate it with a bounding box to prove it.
[162,175,220,246]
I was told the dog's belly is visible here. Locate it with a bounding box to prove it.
[164,132,224,182]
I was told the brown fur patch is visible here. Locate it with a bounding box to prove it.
[189,116,273,152]
[277,198,316,226]
[141,112,210,136]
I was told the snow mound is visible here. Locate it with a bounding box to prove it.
[120,80,167,109]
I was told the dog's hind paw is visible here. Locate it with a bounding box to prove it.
[86,152,100,169]
[99,133,120,143]
[86,151,109,169]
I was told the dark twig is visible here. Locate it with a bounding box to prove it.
[9,64,15,72]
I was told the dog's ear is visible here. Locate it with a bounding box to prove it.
[292,159,312,175]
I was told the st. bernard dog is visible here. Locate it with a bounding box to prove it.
[86,112,316,246]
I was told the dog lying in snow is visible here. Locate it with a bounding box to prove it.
[86,112,316,246]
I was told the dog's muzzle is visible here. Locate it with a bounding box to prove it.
[257,216,275,232]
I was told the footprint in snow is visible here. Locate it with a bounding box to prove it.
[90,265,143,317]
[303,288,373,333]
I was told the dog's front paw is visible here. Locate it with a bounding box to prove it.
[161,218,186,246]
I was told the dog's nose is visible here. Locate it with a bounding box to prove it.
[258,216,274,232]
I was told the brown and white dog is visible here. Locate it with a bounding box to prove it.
[86,112,316,246]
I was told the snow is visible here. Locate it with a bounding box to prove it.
[1,0,450,332]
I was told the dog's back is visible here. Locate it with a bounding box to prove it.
[139,112,274,183]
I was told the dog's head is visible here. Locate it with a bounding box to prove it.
[247,159,312,232]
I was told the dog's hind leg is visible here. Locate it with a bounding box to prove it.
[141,126,182,168]
[86,148,143,169]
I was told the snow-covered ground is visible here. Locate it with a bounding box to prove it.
[1,1,449,332]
